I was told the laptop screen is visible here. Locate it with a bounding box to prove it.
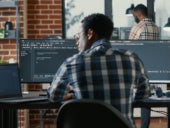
[0,63,22,98]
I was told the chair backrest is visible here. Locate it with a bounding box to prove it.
[56,99,133,128]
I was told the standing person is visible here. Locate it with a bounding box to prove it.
[47,13,150,128]
[129,4,160,128]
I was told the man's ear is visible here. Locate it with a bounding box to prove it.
[87,29,94,40]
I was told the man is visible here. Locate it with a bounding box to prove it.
[47,13,150,128]
[129,4,160,128]
[129,4,160,40]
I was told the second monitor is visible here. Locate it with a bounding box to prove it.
[19,39,170,84]
[19,39,78,83]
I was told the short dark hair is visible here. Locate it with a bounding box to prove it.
[81,13,114,39]
[134,4,148,16]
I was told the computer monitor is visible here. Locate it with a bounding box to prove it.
[111,40,170,84]
[0,63,21,98]
[20,39,170,84]
[19,39,78,83]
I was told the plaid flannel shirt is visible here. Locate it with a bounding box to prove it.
[129,18,160,40]
[48,39,150,128]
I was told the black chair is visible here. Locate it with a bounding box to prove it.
[56,99,133,128]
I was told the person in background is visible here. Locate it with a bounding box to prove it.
[129,4,160,40]
[129,4,160,128]
[47,13,150,128]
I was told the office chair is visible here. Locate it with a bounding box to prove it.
[56,99,133,128]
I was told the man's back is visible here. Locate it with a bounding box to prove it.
[129,18,160,40]
[48,13,150,128]
[63,39,150,128]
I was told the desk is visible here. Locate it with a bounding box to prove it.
[0,98,170,128]
[0,100,62,109]
[0,99,62,128]
[133,98,170,128]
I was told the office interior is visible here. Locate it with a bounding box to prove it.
[0,0,170,128]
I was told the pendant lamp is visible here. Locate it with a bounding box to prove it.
[163,17,170,31]
[125,4,134,16]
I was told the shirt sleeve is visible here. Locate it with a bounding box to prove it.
[134,58,151,100]
[47,62,69,102]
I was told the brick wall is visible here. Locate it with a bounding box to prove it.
[27,0,62,39]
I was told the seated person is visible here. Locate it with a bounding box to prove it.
[47,13,150,128]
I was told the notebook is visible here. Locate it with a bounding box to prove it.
[0,63,48,103]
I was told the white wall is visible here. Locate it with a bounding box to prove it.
[155,0,170,39]
[112,0,146,27]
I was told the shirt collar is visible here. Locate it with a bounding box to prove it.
[141,18,152,22]
[90,38,109,49]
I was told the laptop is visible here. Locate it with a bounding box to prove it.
[0,63,48,103]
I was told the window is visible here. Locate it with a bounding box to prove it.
[63,0,104,39]
[112,0,146,28]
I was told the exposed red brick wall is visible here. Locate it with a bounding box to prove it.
[27,0,62,39]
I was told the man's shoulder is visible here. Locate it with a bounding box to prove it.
[113,48,138,57]
[143,18,159,27]
[64,53,81,62]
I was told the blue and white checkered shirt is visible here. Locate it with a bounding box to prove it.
[48,39,150,128]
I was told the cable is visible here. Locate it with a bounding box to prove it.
[150,108,168,116]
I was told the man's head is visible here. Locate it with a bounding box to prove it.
[74,13,113,52]
[133,4,148,23]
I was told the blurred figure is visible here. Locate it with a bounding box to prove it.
[129,4,160,40]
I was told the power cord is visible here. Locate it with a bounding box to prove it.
[150,108,168,116]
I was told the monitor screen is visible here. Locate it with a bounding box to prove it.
[0,64,22,98]
[111,40,170,84]
[19,39,78,83]
[20,39,170,84]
